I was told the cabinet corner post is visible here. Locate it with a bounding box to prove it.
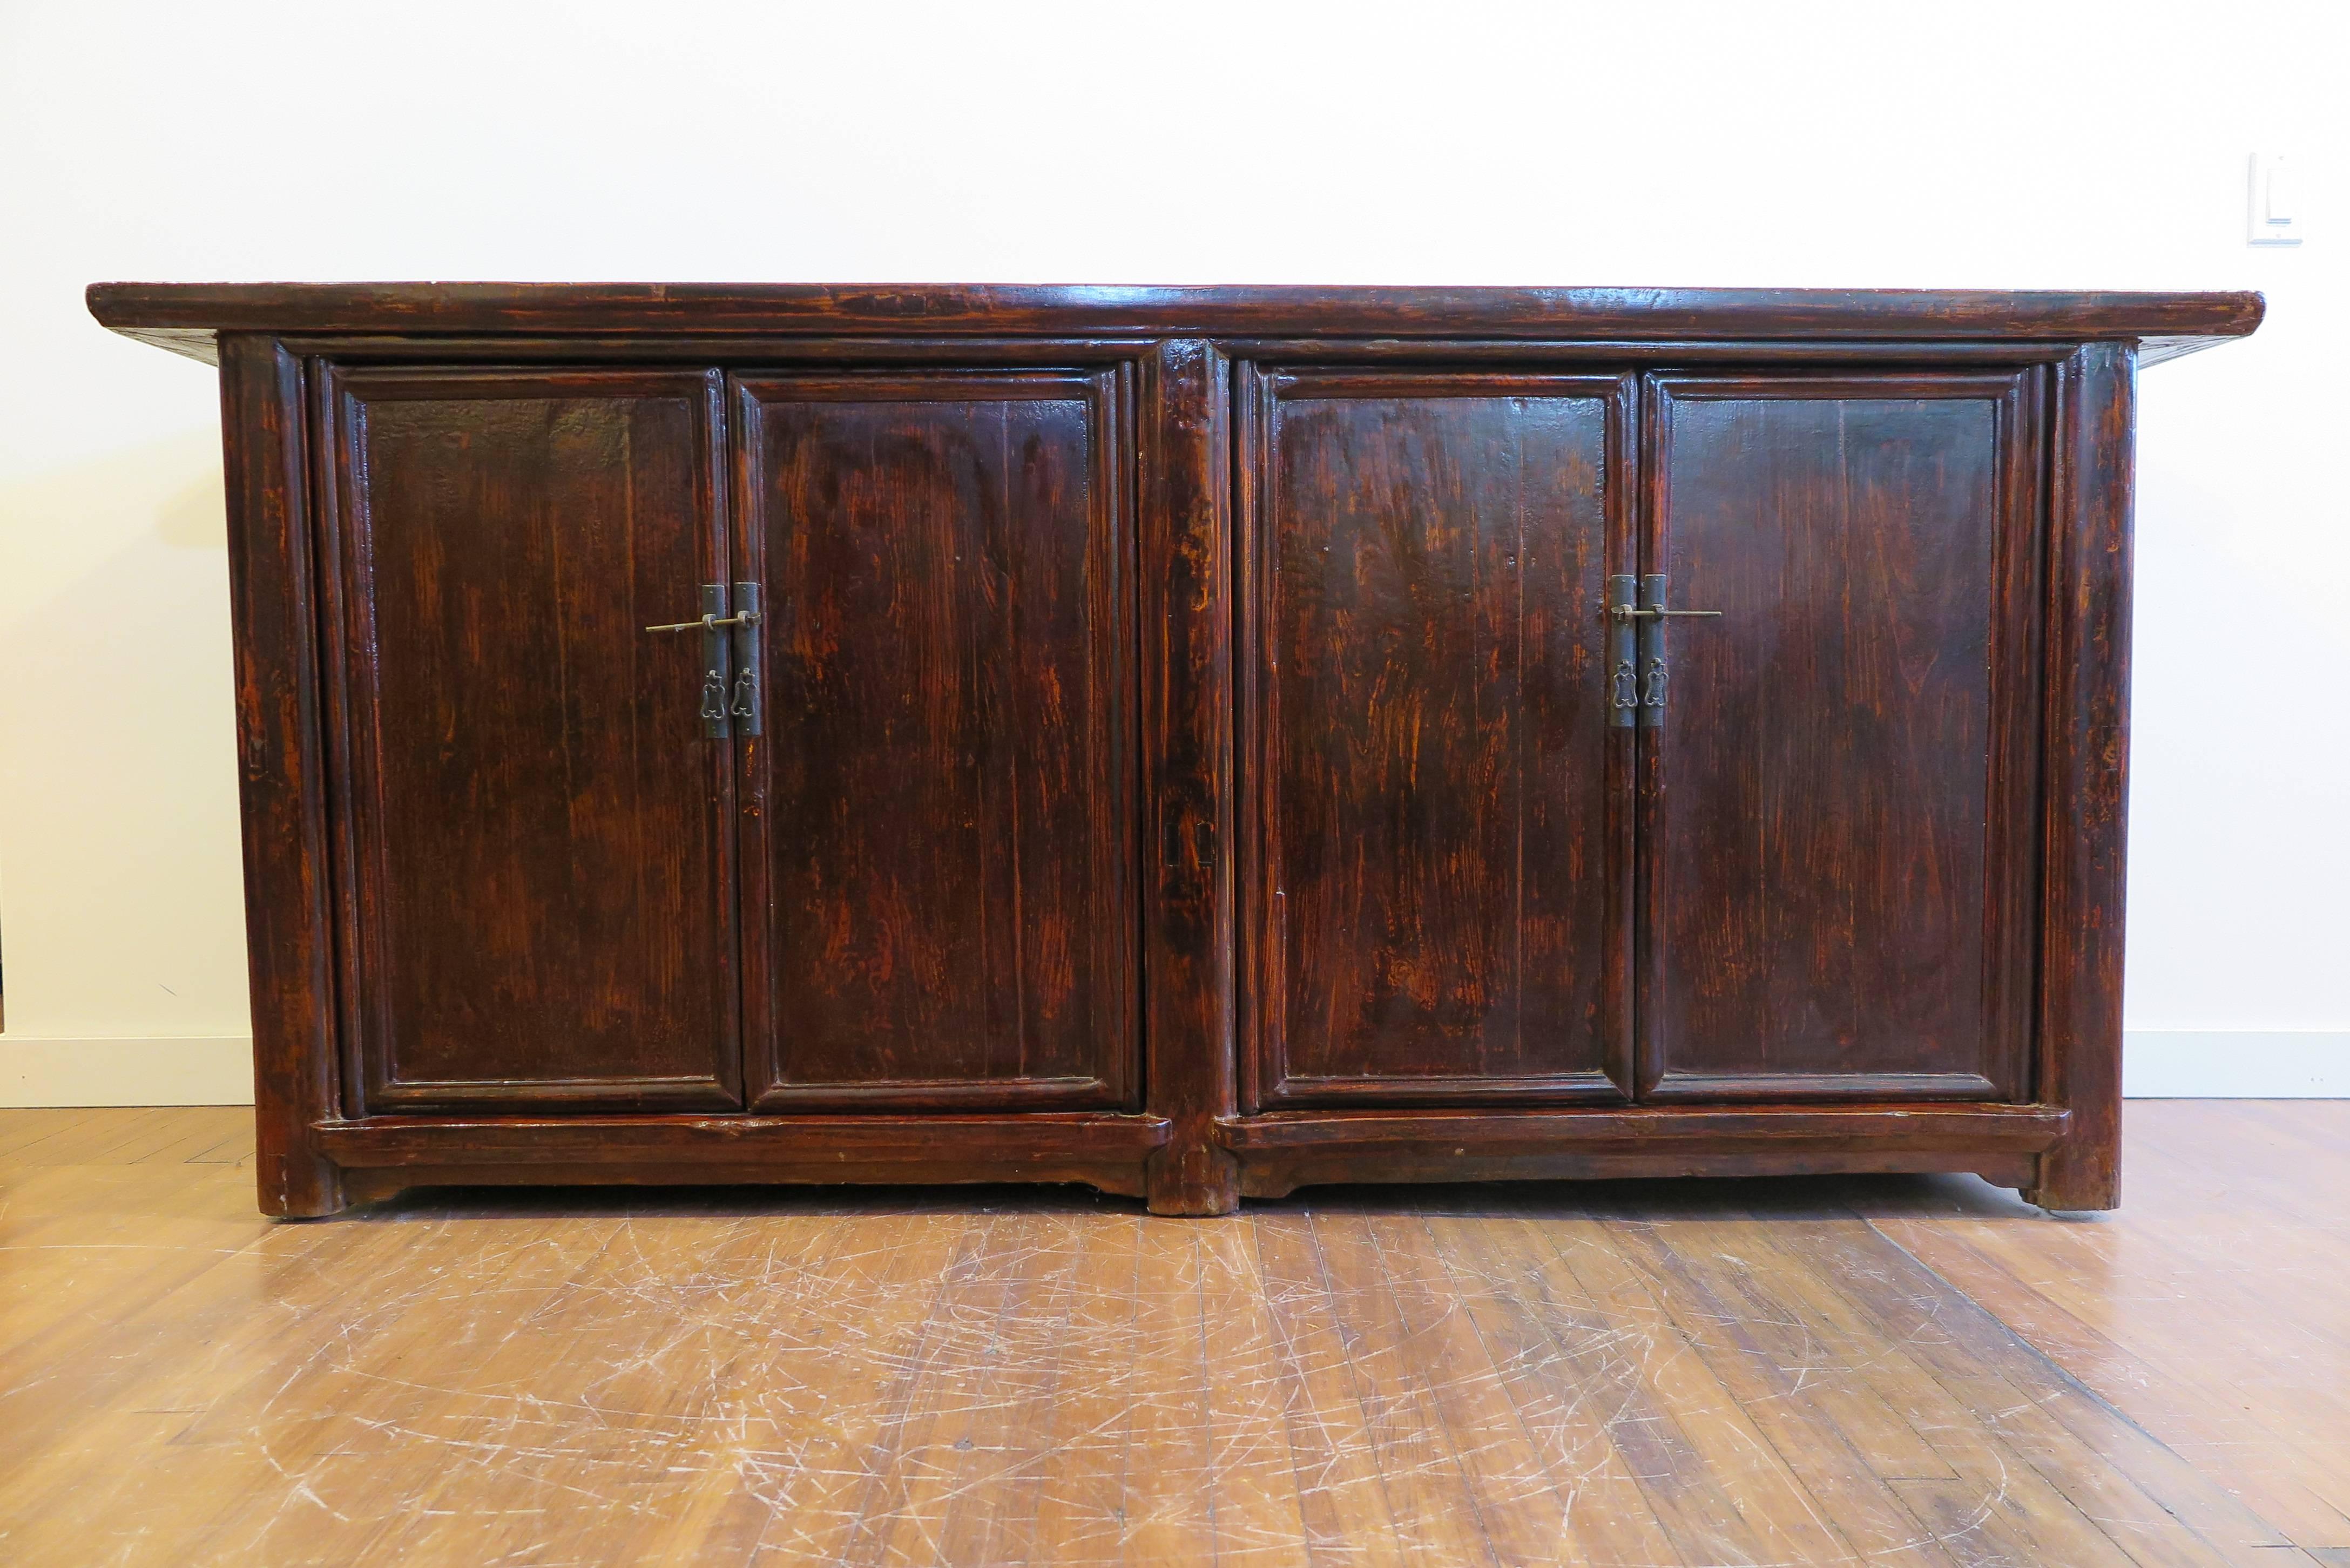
[2033,341,2136,1213]
[1138,339,1239,1214]
[218,334,346,1219]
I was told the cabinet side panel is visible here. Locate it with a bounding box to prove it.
[2031,343,2135,1209]
[218,336,343,1215]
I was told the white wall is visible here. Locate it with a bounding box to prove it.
[2,0,2343,1104]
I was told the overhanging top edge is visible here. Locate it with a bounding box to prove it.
[86,282,2267,348]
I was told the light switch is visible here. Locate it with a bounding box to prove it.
[2249,152,2305,245]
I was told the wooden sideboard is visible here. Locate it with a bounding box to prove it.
[89,283,2262,1218]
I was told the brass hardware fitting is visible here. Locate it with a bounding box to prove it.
[644,610,762,633]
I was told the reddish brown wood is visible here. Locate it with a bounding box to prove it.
[1217,1102,2067,1149]
[320,1112,1168,1200]
[1239,370,1634,1107]
[1220,1104,2064,1199]
[1139,340,1240,1215]
[1638,373,2045,1103]
[217,335,343,1217]
[2028,342,2136,1211]
[335,1157,1155,1201]
[248,335,2103,370]
[1234,1148,2045,1198]
[731,370,1137,1111]
[85,282,2265,357]
[91,286,2247,1218]
[314,1111,1167,1199]
[318,369,741,1112]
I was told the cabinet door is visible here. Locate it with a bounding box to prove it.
[733,371,1137,1110]
[321,369,741,1112]
[1240,371,1636,1107]
[1639,372,2043,1101]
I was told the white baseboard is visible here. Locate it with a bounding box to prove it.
[2125,1030,2349,1097]
[0,1036,254,1107]
[1,1030,2339,1107]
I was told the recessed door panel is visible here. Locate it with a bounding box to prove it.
[734,371,1137,1110]
[1241,370,1635,1107]
[322,369,741,1112]
[1639,372,2043,1101]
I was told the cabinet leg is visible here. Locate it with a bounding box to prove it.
[2021,1148,2119,1213]
[258,1152,347,1219]
[1146,1132,1240,1217]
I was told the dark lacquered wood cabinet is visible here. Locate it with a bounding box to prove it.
[90,282,2261,1217]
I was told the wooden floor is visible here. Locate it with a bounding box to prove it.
[2,1105,2346,1566]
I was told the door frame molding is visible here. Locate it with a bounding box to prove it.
[727,363,1144,1114]
[1231,362,1642,1112]
[311,363,745,1114]
[1635,368,2049,1104]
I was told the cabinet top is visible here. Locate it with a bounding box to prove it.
[87,282,2264,366]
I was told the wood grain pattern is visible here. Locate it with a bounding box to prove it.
[5,1103,2343,1565]
[90,287,2252,1216]
[314,1112,1166,1201]
[1885,1100,2350,1550]
[1640,373,2042,1102]
[733,371,1136,1110]
[1225,1103,2064,1198]
[1138,340,1240,1215]
[216,336,341,1215]
[218,334,2110,371]
[1241,371,1633,1106]
[319,369,740,1112]
[2029,343,2136,1209]
[85,281,2268,357]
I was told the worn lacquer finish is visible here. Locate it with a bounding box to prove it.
[3,1105,2343,1564]
[2029,342,2136,1209]
[215,337,342,1214]
[85,280,2268,359]
[1138,340,1240,1215]
[1242,371,1633,1107]
[319,370,740,1113]
[86,285,2257,1215]
[1640,374,2043,1103]
[733,371,1137,1110]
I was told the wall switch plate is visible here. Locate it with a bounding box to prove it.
[2249,152,2305,245]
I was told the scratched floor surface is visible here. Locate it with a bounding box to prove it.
[2,1103,2346,1566]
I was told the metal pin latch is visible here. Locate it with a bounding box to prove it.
[1606,574,1640,728]
[644,608,762,633]
[1622,573,1721,725]
[646,585,739,738]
